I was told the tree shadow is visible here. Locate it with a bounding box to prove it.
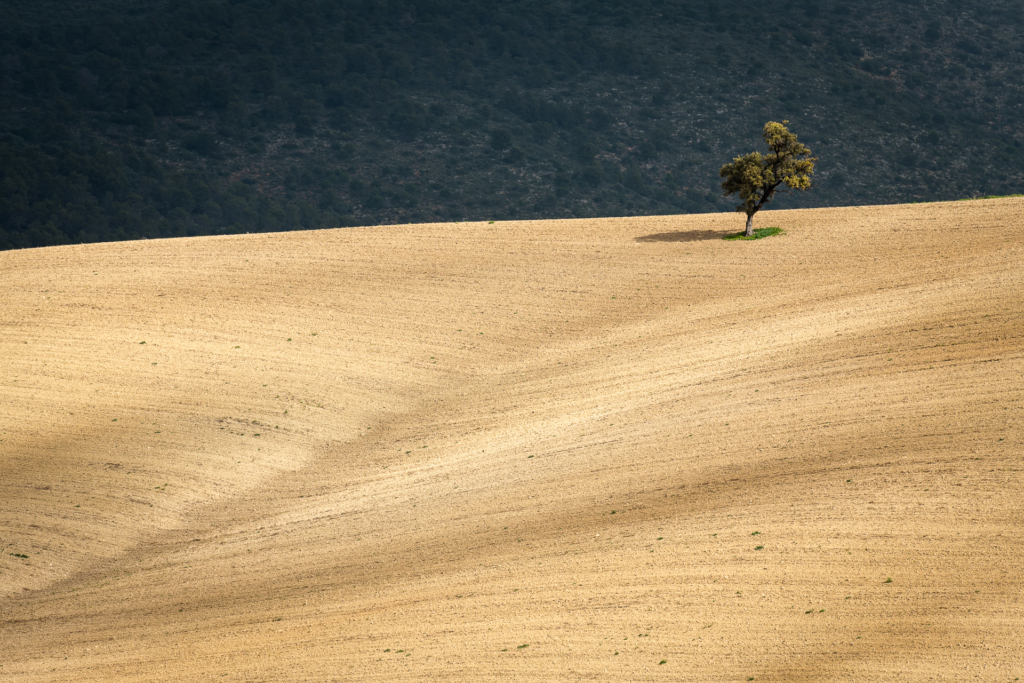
[634,229,730,243]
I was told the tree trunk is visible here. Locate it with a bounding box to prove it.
[745,212,754,237]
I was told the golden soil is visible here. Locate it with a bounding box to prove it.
[1,199,1022,682]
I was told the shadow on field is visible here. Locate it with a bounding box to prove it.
[635,229,730,243]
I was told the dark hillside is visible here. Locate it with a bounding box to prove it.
[2,0,1022,249]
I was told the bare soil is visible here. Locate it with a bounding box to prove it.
[1,199,1022,682]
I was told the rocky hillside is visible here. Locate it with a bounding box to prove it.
[2,0,1022,249]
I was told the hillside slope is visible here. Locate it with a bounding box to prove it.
[1,199,1022,681]
[3,0,1024,249]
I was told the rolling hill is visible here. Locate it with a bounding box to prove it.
[1,199,1022,681]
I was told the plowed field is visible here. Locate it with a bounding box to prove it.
[2,198,1022,682]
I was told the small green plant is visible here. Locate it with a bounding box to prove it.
[885,577,893,583]
[659,660,667,665]
[755,545,764,550]
[517,644,529,649]
[10,553,28,558]
[723,226,784,240]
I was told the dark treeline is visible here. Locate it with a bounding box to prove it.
[1,0,1022,250]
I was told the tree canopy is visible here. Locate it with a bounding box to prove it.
[720,121,816,236]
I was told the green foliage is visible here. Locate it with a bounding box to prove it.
[723,224,781,240]
[388,99,430,140]
[490,129,513,151]
[720,122,815,235]
[0,139,346,250]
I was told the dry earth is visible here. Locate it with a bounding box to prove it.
[1,199,1022,682]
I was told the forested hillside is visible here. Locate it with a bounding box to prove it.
[2,0,1022,250]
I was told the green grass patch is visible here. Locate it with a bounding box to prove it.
[958,193,1024,201]
[723,227,785,241]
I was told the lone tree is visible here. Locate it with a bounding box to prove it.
[720,120,816,237]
